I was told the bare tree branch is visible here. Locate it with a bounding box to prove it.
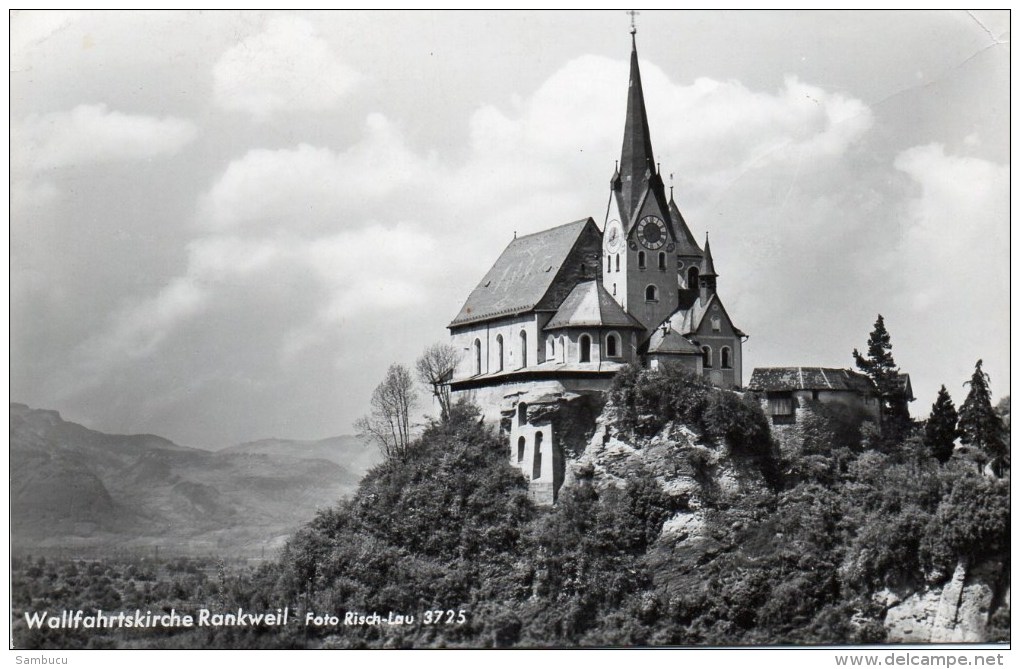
[415,342,459,422]
[356,363,419,460]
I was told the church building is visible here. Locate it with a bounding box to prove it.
[447,30,746,502]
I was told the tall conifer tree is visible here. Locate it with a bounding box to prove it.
[853,315,910,435]
[958,359,1007,475]
[924,385,958,464]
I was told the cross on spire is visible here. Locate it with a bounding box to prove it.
[627,10,639,35]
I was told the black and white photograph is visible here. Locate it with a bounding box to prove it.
[8,9,1011,655]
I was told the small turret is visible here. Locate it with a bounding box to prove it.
[699,233,718,304]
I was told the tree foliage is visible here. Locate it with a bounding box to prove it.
[923,385,959,464]
[958,360,1008,476]
[853,315,911,436]
[13,372,1011,649]
[355,363,418,461]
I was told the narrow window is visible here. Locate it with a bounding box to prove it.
[517,402,528,427]
[638,251,646,269]
[520,330,527,368]
[533,432,543,479]
[517,436,525,463]
[721,346,731,369]
[612,283,617,296]
[560,337,566,363]
[606,333,618,357]
[658,252,666,270]
[688,267,700,290]
[495,334,504,371]
[645,285,657,301]
[579,334,591,363]
[473,339,482,375]
[615,254,620,272]
[548,335,555,360]
[607,255,612,273]
[702,345,712,368]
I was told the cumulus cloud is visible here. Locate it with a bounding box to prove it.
[14,103,197,172]
[56,51,890,443]
[199,114,435,231]
[85,55,879,385]
[212,16,361,121]
[890,143,1009,404]
[460,56,873,200]
[895,143,1008,310]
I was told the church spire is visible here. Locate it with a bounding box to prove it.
[701,233,718,277]
[615,31,658,227]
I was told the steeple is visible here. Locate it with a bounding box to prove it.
[614,32,660,228]
[701,233,718,277]
[699,233,718,305]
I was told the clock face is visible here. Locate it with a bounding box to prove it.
[637,215,668,250]
[605,220,624,253]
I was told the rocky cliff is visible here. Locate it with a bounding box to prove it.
[882,559,1010,643]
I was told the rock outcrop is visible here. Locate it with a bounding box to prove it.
[882,559,1009,642]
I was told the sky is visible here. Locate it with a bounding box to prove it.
[9,10,1011,448]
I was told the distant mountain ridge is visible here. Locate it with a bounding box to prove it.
[10,402,378,557]
[219,435,379,477]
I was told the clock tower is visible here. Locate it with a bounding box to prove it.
[602,30,681,335]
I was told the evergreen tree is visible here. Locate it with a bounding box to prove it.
[923,385,958,464]
[853,314,910,436]
[958,360,1008,476]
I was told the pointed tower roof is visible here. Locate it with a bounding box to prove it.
[616,33,657,227]
[700,233,718,277]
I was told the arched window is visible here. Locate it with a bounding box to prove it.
[519,330,528,368]
[606,333,619,357]
[711,317,721,332]
[721,347,732,369]
[533,432,543,480]
[702,345,712,368]
[560,336,566,363]
[615,254,620,272]
[517,402,528,427]
[606,255,612,273]
[658,252,666,270]
[517,436,525,463]
[495,334,504,371]
[645,284,658,301]
[473,339,482,375]
[548,335,555,360]
[688,266,700,290]
[579,334,592,363]
[638,251,646,269]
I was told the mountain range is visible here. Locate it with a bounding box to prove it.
[10,402,378,558]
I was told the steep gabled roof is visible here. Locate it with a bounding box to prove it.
[544,280,644,331]
[669,196,702,257]
[647,326,702,355]
[449,219,595,327]
[666,293,745,339]
[747,367,877,393]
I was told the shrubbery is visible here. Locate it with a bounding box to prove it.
[12,379,1010,648]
